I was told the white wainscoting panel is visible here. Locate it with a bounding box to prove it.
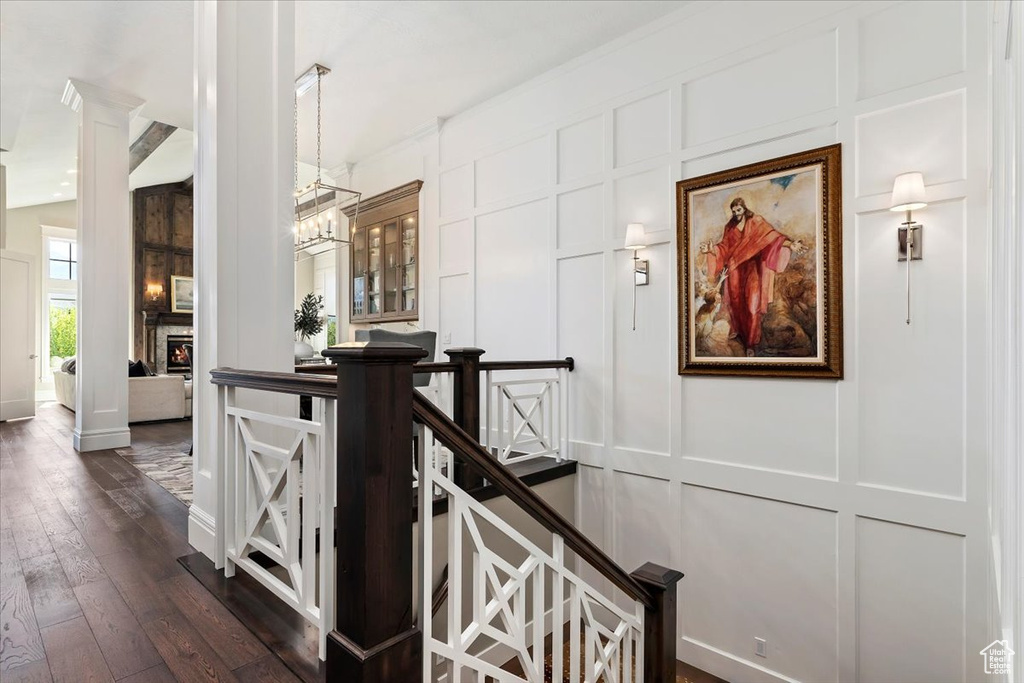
[475,200,551,360]
[680,378,838,479]
[576,463,609,593]
[475,135,549,207]
[557,184,604,249]
[614,90,670,168]
[557,254,605,446]
[439,219,472,275]
[613,246,670,455]
[612,471,673,571]
[855,90,966,197]
[439,274,473,350]
[557,115,604,184]
[857,0,965,100]
[856,517,965,683]
[856,200,966,497]
[682,31,838,148]
[613,166,672,239]
[439,163,472,218]
[680,485,839,683]
[680,125,839,180]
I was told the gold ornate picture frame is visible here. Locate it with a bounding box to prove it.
[676,144,843,379]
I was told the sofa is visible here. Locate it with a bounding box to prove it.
[53,370,192,423]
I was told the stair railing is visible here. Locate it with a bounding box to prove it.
[224,342,677,682]
[414,392,681,682]
[209,368,338,660]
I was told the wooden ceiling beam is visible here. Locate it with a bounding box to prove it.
[129,121,177,173]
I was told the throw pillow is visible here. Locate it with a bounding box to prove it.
[61,358,77,374]
[128,360,148,378]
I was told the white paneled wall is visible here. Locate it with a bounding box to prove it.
[349,2,991,680]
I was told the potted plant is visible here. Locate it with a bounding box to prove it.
[294,293,325,360]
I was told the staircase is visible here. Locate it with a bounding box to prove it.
[210,343,684,682]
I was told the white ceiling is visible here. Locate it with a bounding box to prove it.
[295,1,687,164]
[1,0,686,209]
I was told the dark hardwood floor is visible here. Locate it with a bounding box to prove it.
[0,403,300,683]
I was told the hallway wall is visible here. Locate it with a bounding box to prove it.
[351,2,991,681]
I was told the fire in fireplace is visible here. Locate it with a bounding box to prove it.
[166,335,193,375]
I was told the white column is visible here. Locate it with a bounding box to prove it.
[62,80,143,452]
[191,0,295,559]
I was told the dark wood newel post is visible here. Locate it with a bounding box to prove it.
[444,347,486,490]
[321,341,428,683]
[631,562,684,683]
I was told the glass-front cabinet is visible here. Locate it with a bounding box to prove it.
[348,181,421,323]
[351,227,367,318]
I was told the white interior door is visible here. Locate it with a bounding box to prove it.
[1,250,37,421]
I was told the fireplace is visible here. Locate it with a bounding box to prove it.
[166,335,193,375]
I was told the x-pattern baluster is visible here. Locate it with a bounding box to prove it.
[498,381,555,460]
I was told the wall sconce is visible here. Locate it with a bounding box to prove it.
[624,223,649,331]
[889,172,927,325]
[145,282,164,303]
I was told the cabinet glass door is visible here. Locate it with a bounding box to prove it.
[401,214,417,313]
[351,226,366,319]
[383,220,400,315]
[367,225,382,316]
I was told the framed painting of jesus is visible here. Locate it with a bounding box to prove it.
[676,144,843,379]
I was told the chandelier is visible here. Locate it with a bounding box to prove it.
[294,63,360,256]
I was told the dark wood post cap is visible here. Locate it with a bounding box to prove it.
[322,341,428,364]
[631,562,684,589]
[444,347,486,358]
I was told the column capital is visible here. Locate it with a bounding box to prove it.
[62,79,144,116]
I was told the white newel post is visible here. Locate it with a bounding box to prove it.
[191,0,296,560]
[62,80,143,452]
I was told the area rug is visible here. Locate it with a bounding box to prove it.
[115,442,193,505]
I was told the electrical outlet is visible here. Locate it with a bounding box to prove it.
[755,637,767,658]
[443,331,452,344]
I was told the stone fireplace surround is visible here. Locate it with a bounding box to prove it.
[154,324,193,375]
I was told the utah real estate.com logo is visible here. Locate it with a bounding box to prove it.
[980,640,1014,676]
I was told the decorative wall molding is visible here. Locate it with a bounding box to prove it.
[352,2,991,681]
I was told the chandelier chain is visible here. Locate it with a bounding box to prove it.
[293,91,299,195]
[316,70,322,183]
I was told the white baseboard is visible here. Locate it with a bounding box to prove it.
[680,636,800,683]
[73,427,131,452]
[188,504,216,561]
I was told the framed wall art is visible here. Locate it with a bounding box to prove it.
[170,275,194,313]
[676,144,843,378]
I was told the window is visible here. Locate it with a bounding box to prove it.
[48,239,77,280]
[48,295,76,370]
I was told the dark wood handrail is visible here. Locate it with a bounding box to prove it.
[411,392,653,609]
[297,358,575,374]
[414,362,459,374]
[479,357,574,372]
[296,362,460,375]
[294,364,338,375]
[210,368,337,399]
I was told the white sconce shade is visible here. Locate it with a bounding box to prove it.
[624,223,646,250]
[889,172,928,212]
